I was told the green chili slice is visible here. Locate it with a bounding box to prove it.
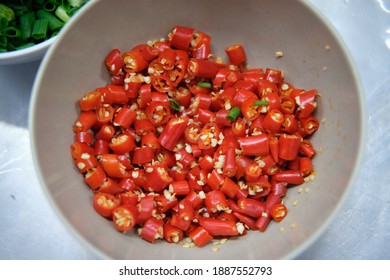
[197,81,212,88]
[226,106,241,122]
[253,100,269,106]
[169,99,181,112]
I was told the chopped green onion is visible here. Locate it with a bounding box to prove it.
[5,26,22,38]
[55,5,70,22]
[169,99,181,112]
[50,30,59,38]
[197,81,212,88]
[6,41,16,51]
[35,0,46,7]
[20,0,32,10]
[0,0,88,53]
[253,100,269,106]
[31,18,48,40]
[20,12,34,39]
[0,3,15,23]
[14,41,35,50]
[0,35,7,48]
[0,17,9,29]
[43,2,57,12]
[52,0,65,5]
[69,0,85,8]
[226,106,241,122]
[5,4,28,17]
[37,9,64,30]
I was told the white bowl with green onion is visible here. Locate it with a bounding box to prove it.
[0,0,88,65]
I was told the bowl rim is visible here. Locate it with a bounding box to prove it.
[0,36,56,63]
[29,0,367,260]
[282,0,367,259]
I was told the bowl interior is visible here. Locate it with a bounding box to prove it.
[30,0,364,259]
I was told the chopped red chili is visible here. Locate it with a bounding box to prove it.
[71,26,321,247]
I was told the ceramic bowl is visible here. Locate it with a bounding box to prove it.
[30,0,365,259]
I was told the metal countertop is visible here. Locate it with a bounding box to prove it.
[0,0,389,259]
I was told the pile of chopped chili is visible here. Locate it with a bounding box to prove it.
[71,26,319,247]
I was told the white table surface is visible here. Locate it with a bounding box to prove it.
[0,0,389,259]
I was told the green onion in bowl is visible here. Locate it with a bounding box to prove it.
[0,0,88,53]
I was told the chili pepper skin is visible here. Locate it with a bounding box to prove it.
[206,169,225,191]
[132,44,159,61]
[240,96,262,121]
[79,91,102,111]
[199,217,242,236]
[270,181,287,197]
[169,180,190,196]
[170,212,192,231]
[191,43,211,59]
[145,101,171,126]
[270,203,288,222]
[132,146,154,165]
[93,192,121,218]
[99,154,129,179]
[295,89,317,119]
[108,134,136,155]
[204,190,228,213]
[123,50,149,73]
[223,147,237,177]
[188,226,213,247]
[169,26,195,51]
[233,212,257,230]
[84,166,107,191]
[281,114,298,134]
[265,193,283,211]
[300,115,320,136]
[107,84,129,105]
[112,204,140,232]
[262,109,284,134]
[113,107,137,129]
[136,195,155,224]
[96,177,123,195]
[187,58,222,78]
[278,133,302,161]
[155,192,178,213]
[220,177,239,199]
[73,111,97,133]
[158,116,189,151]
[239,134,269,157]
[145,165,173,192]
[140,217,164,243]
[255,213,271,232]
[70,142,95,160]
[280,95,296,115]
[265,68,284,84]
[163,223,183,243]
[105,48,124,76]
[300,139,316,158]
[180,190,204,210]
[225,44,247,66]
[272,170,304,185]
[237,197,266,218]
